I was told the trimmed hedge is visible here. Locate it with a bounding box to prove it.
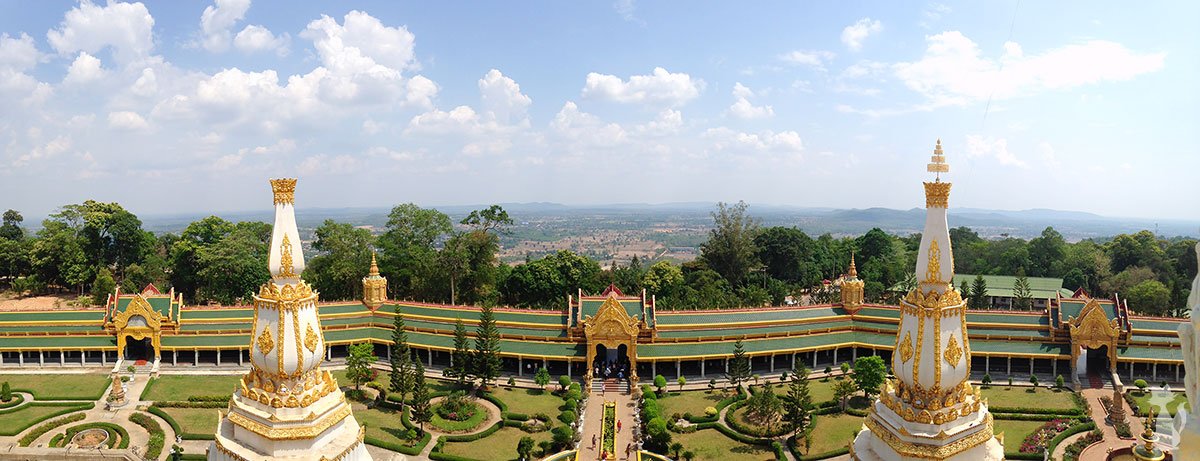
[155,400,227,408]
[477,391,508,412]
[441,420,503,442]
[0,393,25,409]
[129,412,166,460]
[364,430,431,456]
[187,395,231,402]
[148,405,216,440]
[682,388,747,424]
[503,411,529,421]
[991,413,1086,422]
[1047,421,1096,455]
[61,422,131,449]
[989,406,1084,416]
[139,377,158,400]
[11,387,106,401]
[18,411,87,445]
[6,402,93,438]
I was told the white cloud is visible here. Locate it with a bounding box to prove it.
[551,101,626,147]
[895,31,1165,106]
[234,25,290,55]
[406,106,482,136]
[14,136,71,167]
[921,4,951,28]
[107,111,148,130]
[613,0,640,23]
[64,52,105,85]
[842,18,882,51]
[727,83,773,119]
[964,135,1026,168]
[404,75,438,109]
[704,127,803,154]
[298,154,358,175]
[841,60,888,79]
[47,0,155,64]
[635,109,683,136]
[302,10,418,73]
[778,50,836,70]
[478,69,531,125]
[582,67,702,106]
[1037,142,1062,168]
[731,82,754,99]
[0,33,41,71]
[199,0,250,52]
[131,67,157,96]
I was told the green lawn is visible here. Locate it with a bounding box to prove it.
[797,413,864,456]
[332,369,458,394]
[981,387,1076,410]
[142,375,241,402]
[657,390,725,418]
[352,402,426,450]
[159,407,221,436]
[491,387,563,417]
[0,403,92,436]
[441,427,552,461]
[430,401,489,432]
[759,377,839,405]
[673,428,776,461]
[994,419,1047,453]
[1129,390,1191,417]
[0,374,110,400]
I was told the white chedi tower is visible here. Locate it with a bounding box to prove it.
[851,140,1004,461]
[1176,243,1200,453]
[209,179,372,461]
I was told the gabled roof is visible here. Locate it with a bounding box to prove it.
[952,274,1065,299]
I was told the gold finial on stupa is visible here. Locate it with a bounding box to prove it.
[927,138,949,179]
[270,178,297,205]
[368,252,380,277]
[848,253,858,278]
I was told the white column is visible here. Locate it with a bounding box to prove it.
[427,348,433,367]
[1006,357,1011,376]
[770,355,775,373]
[700,360,706,378]
[676,360,681,379]
[1030,358,1034,376]
[791,353,796,370]
[652,361,656,377]
[59,350,64,366]
[193,349,198,366]
[19,352,24,366]
[172,351,177,366]
[101,350,107,366]
[327,346,333,361]
[216,348,221,366]
[518,357,523,377]
[1153,363,1157,381]
[1053,359,1057,377]
[238,349,243,366]
[812,352,817,369]
[853,347,858,361]
[567,360,572,378]
[39,351,44,366]
[81,349,85,365]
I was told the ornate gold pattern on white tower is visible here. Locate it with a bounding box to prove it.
[209,179,372,461]
[362,253,387,312]
[851,141,1003,461]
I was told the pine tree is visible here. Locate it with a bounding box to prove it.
[785,365,812,433]
[1013,275,1033,310]
[447,320,471,386]
[959,280,971,302]
[970,275,989,309]
[390,309,414,405]
[473,304,502,388]
[409,359,432,432]
[726,338,751,389]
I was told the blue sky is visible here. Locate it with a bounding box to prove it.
[1,1,1197,220]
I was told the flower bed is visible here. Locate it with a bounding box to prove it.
[602,401,616,457]
[1018,419,1072,453]
[1061,429,1103,461]
[430,392,488,433]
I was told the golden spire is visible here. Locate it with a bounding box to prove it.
[368,252,380,277]
[848,253,858,278]
[927,138,949,181]
[270,178,297,205]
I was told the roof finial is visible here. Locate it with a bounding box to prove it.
[848,252,858,278]
[927,138,949,181]
[368,252,380,277]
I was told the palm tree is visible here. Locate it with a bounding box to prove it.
[670,442,683,459]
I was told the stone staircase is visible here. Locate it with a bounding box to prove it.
[591,378,629,394]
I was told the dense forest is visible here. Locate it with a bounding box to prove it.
[0,201,1194,317]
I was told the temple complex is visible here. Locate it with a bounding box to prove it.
[850,140,1004,459]
[207,179,371,461]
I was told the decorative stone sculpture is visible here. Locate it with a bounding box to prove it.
[108,375,127,407]
[1176,242,1200,453]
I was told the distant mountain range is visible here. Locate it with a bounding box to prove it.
[118,203,1200,241]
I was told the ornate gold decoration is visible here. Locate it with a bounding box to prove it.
[304,324,319,353]
[900,331,914,363]
[583,295,641,341]
[864,412,995,459]
[362,252,387,310]
[924,240,945,285]
[112,293,164,360]
[903,288,964,312]
[944,335,962,367]
[256,328,275,354]
[270,178,297,205]
[924,181,951,209]
[256,280,317,304]
[928,138,949,175]
[1067,297,1121,371]
[934,307,942,387]
[226,403,352,440]
[913,309,924,386]
[279,234,296,277]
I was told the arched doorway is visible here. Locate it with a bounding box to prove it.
[1086,345,1109,375]
[125,336,154,361]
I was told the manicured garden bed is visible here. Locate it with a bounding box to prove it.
[1128,390,1190,416]
[141,375,240,402]
[994,419,1047,453]
[657,390,726,418]
[440,427,552,461]
[793,413,863,456]
[1,402,93,437]
[981,386,1076,410]
[602,402,616,456]
[0,374,110,400]
[673,428,775,461]
[430,393,489,433]
[158,407,220,438]
[491,387,563,417]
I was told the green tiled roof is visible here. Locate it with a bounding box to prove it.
[638,332,896,359]
[323,328,585,358]
[855,307,900,319]
[580,299,643,319]
[383,303,568,326]
[953,274,1064,299]
[1118,346,1182,361]
[970,328,1051,339]
[181,308,254,320]
[1058,300,1118,322]
[1130,318,1185,333]
[966,312,1048,326]
[655,320,856,339]
[656,306,844,326]
[1129,334,1179,345]
[970,340,1069,356]
[0,335,117,349]
[0,310,106,322]
[0,324,106,333]
[162,335,250,348]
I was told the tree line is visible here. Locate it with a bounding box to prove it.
[0,200,1194,316]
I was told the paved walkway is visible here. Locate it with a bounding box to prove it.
[578,387,636,461]
[1074,387,1143,461]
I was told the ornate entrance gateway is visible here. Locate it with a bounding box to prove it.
[1068,298,1120,376]
[112,295,163,361]
[582,293,642,391]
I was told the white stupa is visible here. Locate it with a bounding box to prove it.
[209,179,372,461]
[1176,243,1200,453]
[851,140,1004,460]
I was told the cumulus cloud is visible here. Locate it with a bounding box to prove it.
[478,69,531,125]
[108,111,148,130]
[964,135,1026,168]
[704,127,803,154]
[582,67,702,106]
[895,31,1166,106]
[64,52,105,85]
[234,24,290,55]
[14,136,71,167]
[199,0,250,52]
[778,50,836,71]
[0,33,42,71]
[727,83,773,119]
[841,18,882,51]
[635,109,683,136]
[302,10,418,73]
[298,154,358,174]
[551,101,626,147]
[47,0,155,64]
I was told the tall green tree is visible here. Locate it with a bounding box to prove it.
[30,221,89,293]
[92,267,115,306]
[832,378,858,410]
[852,355,886,398]
[726,338,751,388]
[410,359,432,431]
[169,216,235,301]
[699,201,760,287]
[754,227,817,285]
[304,220,374,300]
[446,320,471,385]
[455,205,513,305]
[345,343,376,391]
[195,222,271,305]
[641,261,683,298]
[1028,227,1067,277]
[52,201,152,278]
[785,365,812,433]
[376,204,452,300]
[0,210,24,241]
[1013,275,1033,310]
[969,275,989,309]
[1126,280,1171,316]
[473,305,502,388]
[390,310,414,404]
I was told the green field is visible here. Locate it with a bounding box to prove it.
[0,403,92,436]
[160,407,221,436]
[758,377,839,404]
[352,402,423,450]
[981,387,1076,410]
[0,374,110,400]
[142,375,241,402]
[441,427,553,461]
[491,387,563,417]
[1129,390,1191,417]
[657,390,725,418]
[994,419,1047,453]
[672,428,775,461]
[796,413,864,456]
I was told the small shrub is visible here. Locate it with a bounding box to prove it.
[704,406,717,416]
[1133,379,1148,392]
